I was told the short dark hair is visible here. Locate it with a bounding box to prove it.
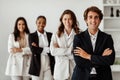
[84,6,103,20]
[36,15,46,24]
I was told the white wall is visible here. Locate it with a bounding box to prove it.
[0,0,103,80]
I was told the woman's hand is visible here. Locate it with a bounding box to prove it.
[53,43,59,48]
[11,48,22,54]
[31,42,38,47]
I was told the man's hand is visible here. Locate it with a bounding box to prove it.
[102,48,112,56]
[74,47,91,60]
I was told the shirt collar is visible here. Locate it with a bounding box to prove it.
[64,29,74,38]
[37,30,47,37]
[88,30,99,38]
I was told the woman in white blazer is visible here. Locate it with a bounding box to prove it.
[5,17,31,80]
[50,9,80,80]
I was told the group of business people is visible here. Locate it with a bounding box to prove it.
[5,6,115,80]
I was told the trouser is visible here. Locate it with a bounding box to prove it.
[11,76,30,80]
[31,54,53,80]
[31,69,53,80]
[54,77,71,80]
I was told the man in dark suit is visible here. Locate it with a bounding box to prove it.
[28,16,54,80]
[72,6,115,80]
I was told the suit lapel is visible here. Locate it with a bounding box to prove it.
[60,31,76,48]
[84,30,93,53]
[94,30,103,53]
[46,32,52,47]
[34,31,39,46]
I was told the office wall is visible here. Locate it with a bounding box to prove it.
[0,0,102,80]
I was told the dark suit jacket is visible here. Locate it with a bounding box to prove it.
[72,29,115,80]
[28,31,55,76]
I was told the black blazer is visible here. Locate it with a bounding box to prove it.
[72,29,115,80]
[28,31,55,76]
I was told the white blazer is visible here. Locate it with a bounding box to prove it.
[50,30,76,80]
[5,33,31,76]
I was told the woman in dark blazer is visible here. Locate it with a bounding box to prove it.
[28,16,54,80]
[72,6,115,80]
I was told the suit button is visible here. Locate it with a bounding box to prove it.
[34,54,36,56]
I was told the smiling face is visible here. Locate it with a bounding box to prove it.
[85,11,101,31]
[36,17,46,33]
[17,20,25,33]
[62,14,73,30]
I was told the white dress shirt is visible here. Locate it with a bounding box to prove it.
[37,30,51,74]
[89,30,98,74]
[64,29,74,48]
[37,31,50,54]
